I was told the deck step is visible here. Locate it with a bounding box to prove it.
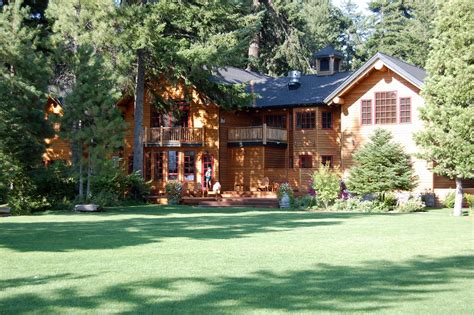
[221,191,277,198]
[198,197,278,208]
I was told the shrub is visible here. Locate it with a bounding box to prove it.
[443,192,455,208]
[165,181,183,205]
[331,198,387,213]
[91,190,119,207]
[311,164,340,209]
[378,192,398,211]
[465,194,474,209]
[397,196,425,213]
[92,170,150,204]
[277,183,294,202]
[32,163,76,209]
[293,195,316,210]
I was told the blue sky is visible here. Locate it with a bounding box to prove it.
[332,0,371,15]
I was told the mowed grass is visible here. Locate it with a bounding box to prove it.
[0,206,473,314]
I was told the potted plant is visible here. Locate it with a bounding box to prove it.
[277,183,294,208]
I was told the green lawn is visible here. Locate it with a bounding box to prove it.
[0,206,473,314]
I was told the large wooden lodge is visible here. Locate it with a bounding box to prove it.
[44,46,474,200]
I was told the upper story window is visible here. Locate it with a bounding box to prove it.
[399,97,411,123]
[321,112,333,129]
[375,91,397,124]
[361,100,372,125]
[320,58,330,71]
[296,111,316,129]
[265,114,287,128]
[150,102,190,128]
[299,155,313,168]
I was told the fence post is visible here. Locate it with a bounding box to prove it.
[263,123,267,145]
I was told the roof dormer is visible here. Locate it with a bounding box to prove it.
[313,45,344,76]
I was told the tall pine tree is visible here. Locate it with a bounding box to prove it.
[61,46,125,199]
[0,1,53,213]
[414,0,474,216]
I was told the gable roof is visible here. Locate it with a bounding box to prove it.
[324,52,427,104]
[251,71,352,108]
[314,45,344,59]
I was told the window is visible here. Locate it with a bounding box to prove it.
[177,107,190,127]
[320,58,330,71]
[168,151,178,180]
[375,91,397,124]
[265,115,287,128]
[361,100,372,125]
[321,112,333,129]
[334,58,340,72]
[184,151,195,181]
[145,152,152,181]
[299,155,313,168]
[296,111,316,129]
[154,152,164,181]
[399,97,411,123]
[321,155,333,168]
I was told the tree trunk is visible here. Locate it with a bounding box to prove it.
[132,48,145,175]
[246,0,261,71]
[453,177,463,216]
[78,157,84,199]
[86,148,92,199]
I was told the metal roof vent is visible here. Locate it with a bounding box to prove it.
[288,70,301,90]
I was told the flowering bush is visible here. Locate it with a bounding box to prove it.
[311,164,340,209]
[397,195,425,212]
[165,181,183,205]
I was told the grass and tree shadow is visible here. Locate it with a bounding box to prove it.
[1,254,472,314]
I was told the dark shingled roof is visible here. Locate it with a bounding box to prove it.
[211,67,269,84]
[250,71,352,108]
[313,45,344,58]
[380,53,427,84]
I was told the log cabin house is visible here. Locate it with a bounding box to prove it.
[45,46,474,200]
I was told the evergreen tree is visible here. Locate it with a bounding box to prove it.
[61,47,125,199]
[348,129,417,195]
[340,0,370,69]
[0,1,53,213]
[414,0,474,216]
[365,0,435,67]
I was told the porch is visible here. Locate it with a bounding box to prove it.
[227,124,287,147]
[145,127,204,147]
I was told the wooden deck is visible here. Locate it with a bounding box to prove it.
[228,124,287,144]
[144,127,204,147]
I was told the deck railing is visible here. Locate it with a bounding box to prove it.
[145,127,204,146]
[228,124,287,144]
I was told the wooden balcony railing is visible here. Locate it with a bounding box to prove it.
[145,127,204,146]
[228,124,287,144]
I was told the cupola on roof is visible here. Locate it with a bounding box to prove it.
[313,45,344,59]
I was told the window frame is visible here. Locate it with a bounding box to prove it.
[321,155,334,168]
[361,99,373,125]
[265,114,287,129]
[168,151,179,180]
[375,91,398,124]
[319,58,330,71]
[296,111,316,130]
[299,154,313,168]
[399,97,412,124]
[183,151,196,182]
[321,111,333,129]
[154,151,164,181]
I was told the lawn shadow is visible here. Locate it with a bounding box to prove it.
[1,254,472,313]
[0,209,362,252]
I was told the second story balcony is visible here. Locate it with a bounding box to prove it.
[228,124,287,147]
[145,127,204,147]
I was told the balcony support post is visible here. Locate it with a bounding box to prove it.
[160,126,163,146]
[262,124,267,145]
